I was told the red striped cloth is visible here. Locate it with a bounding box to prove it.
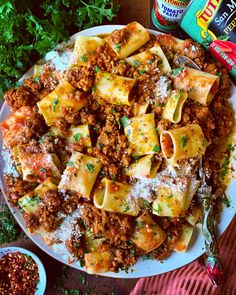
[131,216,236,295]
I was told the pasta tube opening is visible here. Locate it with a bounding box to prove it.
[160,132,174,159]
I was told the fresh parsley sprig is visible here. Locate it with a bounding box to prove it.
[0,0,117,98]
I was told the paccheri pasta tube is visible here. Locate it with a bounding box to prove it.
[93,71,136,106]
[131,212,166,253]
[124,113,160,157]
[160,124,207,165]
[125,155,160,179]
[125,43,171,73]
[93,178,139,216]
[85,252,112,274]
[152,177,200,217]
[106,21,150,59]
[58,152,102,198]
[173,66,220,106]
[18,178,58,214]
[162,90,188,123]
[37,81,87,126]
[71,35,105,66]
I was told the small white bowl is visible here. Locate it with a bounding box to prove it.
[0,247,47,295]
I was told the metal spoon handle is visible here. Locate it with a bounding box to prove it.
[198,160,223,287]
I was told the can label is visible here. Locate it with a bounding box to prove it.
[152,0,191,32]
[180,0,236,79]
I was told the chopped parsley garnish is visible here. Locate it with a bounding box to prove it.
[52,99,59,112]
[120,116,130,127]
[167,194,173,199]
[124,203,130,212]
[153,145,159,152]
[110,108,116,114]
[39,167,46,173]
[220,157,230,178]
[138,69,146,75]
[114,43,121,51]
[94,65,100,73]
[33,76,39,82]
[98,142,105,149]
[86,163,94,173]
[181,135,188,148]
[92,85,96,92]
[153,204,162,213]
[172,67,183,76]
[133,59,141,67]
[111,175,116,181]
[130,249,136,255]
[228,144,235,152]
[136,221,145,229]
[67,161,74,166]
[223,197,231,208]
[80,54,88,62]
[119,60,126,65]
[33,196,41,205]
[132,155,140,162]
[73,133,82,141]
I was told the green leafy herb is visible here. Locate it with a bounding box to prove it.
[120,116,130,127]
[67,161,74,166]
[52,99,59,112]
[114,43,121,51]
[124,202,130,212]
[172,67,183,76]
[132,155,140,162]
[0,204,19,245]
[80,54,88,62]
[94,65,100,73]
[0,0,117,97]
[74,133,82,141]
[136,221,145,229]
[111,175,116,181]
[39,167,47,173]
[133,60,140,67]
[130,249,136,255]
[181,135,188,148]
[86,163,94,173]
[153,145,159,152]
[110,108,116,114]
[228,144,235,152]
[138,69,146,75]
[119,60,126,65]
[98,142,105,149]
[92,85,96,92]
[220,157,230,178]
[153,204,162,214]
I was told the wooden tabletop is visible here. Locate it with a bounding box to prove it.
[0,1,159,294]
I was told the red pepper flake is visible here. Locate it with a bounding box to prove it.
[0,251,39,295]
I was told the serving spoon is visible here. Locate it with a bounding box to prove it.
[198,159,223,287]
[173,55,223,286]
[173,55,201,70]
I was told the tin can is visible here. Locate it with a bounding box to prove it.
[152,0,191,32]
[180,0,236,79]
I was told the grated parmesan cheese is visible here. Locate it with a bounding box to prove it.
[154,75,171,102]
[45,49,73,72]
